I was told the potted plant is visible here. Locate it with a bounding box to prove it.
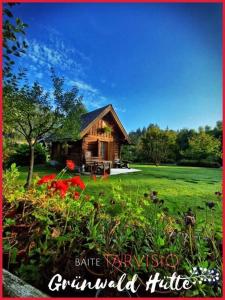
[102,126,112,134]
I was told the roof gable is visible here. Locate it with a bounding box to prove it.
[80,105,109,132]
[80,104,130,143]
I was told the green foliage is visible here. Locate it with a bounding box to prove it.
[3,163,25,202]
[3,3,28,80]
[4,80,58,187]
[121,128,147,162]
[121,144,137,162]
[183,132,221,162]
[6,143,48,167]
[3,132,19,166]
[3,165,222,296]
[102,125,112,134]
[140,125,177,165]
[51,69,87,140]
[211,121,222,142]
[176,129,196,158]
[3,163,20,188]
[125,123,222,166]
[4,71,86,187]
[4,82,58,146]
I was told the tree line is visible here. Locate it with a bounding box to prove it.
[121,122,222,167]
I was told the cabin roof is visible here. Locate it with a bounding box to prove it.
[80,104,130,143]
[45,104,130,143]
[80,105,110,132]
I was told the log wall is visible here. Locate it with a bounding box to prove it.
[51,113,124,166]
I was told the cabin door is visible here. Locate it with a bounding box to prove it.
[100,142,108,160]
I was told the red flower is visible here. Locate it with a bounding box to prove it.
[67,176,86,190]
[66,160,75,170]
[74,191,80,200]
[50,180,69,198]
[37,174,56,185]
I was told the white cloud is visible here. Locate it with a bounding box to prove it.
[21,26,116,112]
[115,106,126,113]
[26,39,85,77]
[83,98,106,109]
[68,80,98,94]
[65,78,108,110]
[24,38,107,111]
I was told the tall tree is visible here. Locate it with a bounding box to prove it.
[141,125,175,165]
[176,129,196,159]
[4,82,58,188]
[51,70,86,140]
[183,131,221,162]
[4,73,86,188]
[212,121,222,143]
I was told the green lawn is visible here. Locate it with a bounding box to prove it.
[18,163,222,230]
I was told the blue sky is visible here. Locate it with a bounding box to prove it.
[9,3,222,132]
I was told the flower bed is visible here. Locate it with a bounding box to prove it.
[3,163,222,297]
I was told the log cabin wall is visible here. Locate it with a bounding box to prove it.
[82,113,123,163]
[51,110,127,167]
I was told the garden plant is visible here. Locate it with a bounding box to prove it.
[3,161,222,297]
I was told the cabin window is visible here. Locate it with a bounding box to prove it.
[87,141,98,157]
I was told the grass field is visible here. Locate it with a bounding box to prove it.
[5,163,222,297]
[17,164,222,231]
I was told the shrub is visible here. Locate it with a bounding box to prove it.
[177,159,221,168]
[6,143,49,167]
[3,163,25,201]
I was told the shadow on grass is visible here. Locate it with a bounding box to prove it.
[184,180,199,184]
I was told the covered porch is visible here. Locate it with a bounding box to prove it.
[83,139,117,163]
[83,138,121,174]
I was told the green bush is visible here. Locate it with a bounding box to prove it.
[177,159,221,168]
[6,143,48,167]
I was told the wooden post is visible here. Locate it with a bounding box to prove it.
[98,139,101,159]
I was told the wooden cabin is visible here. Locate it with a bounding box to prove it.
[51,104,130,173]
